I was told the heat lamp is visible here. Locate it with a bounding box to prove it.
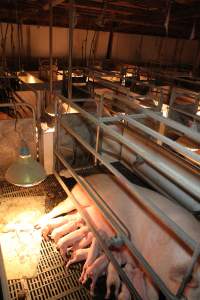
[5,143,46,187]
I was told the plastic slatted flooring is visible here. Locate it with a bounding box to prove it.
[0,175,91,300]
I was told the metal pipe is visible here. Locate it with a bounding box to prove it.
[68,0,74,99]
[58,95,200,202]
[131,162,200,213]
[124,114,200,164]
[170,107,200,122]
[59,121,197,252]
[100,113,147,123]
[100,91,200,143]
[56,150,129,239]
[54,170,142,300]
[49,1,53,100]
[95,94,103,164]
[54,150,180,300]
[144,109,200,143]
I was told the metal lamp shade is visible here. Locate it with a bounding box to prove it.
[45,102,67,116]
[5,154,47,187]
[45,102,56,117]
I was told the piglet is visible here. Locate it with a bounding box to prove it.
[118,263,149,300]
[51,219,85,243]
[73,232,93,251]
[35,199,76,229]
[66,248,89,269]
[105,252,122,299]
[80,230,109,283]
[118,283,131,300]
[81,254,109,296]
[132,267,149,300]
[57,226,89,258]
[79,237,100,283]
[40,212,82,240]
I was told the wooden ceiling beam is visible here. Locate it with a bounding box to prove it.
[43,0,66,11]
[60,0,165,17]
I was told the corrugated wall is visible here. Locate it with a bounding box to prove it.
[0,23,198,67]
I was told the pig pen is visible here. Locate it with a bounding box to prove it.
[51,94,200,300]
[0,91,199,299]
[0,167,146,300]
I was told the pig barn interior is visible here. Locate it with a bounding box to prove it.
[0,0,200,299]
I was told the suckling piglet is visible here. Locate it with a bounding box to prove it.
[80,236,101,283]
[81,254,109,295]
[73,232,93,251]
[51,219,85,243]
[66,248,89,269]
[57,226,89,258]
[105,251,122,299]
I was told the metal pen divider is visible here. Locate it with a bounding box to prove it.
[53,94,200,299]
[58,95,200,202]
[54,170,142,300]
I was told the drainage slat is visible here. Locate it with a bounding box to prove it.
[1,175,91,300]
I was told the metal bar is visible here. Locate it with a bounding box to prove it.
[58,95,200,201]
[43,0,65,10]
[130,163,175,201]
[49,1,53,99]
[95,94,103,164]
[176,241,200,297]
[53,170,142,300]
[54,150,179,300]
[100,115,124,123]
[95,91,151,112]
[124,115,200,164]
[58,97,94,103]
[89,68,157,95]
[56,149,129,239]
[68,0,74,99]
[99,113,146,123]
[59,120,197,252]
[170,107,200,122]
[173,88,199,98]
[143,109,200,143]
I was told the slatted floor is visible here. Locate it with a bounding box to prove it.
[0,175,91,300]
[8,239,90,300]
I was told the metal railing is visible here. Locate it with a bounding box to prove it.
[53,93,200,300]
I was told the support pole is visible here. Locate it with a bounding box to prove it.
[49,1,53,100]
[106,29,113,60]
[68,0,74,99]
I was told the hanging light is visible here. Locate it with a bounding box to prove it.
[5,143,46,187]
[45,102,57,117]
[45,100,68,117]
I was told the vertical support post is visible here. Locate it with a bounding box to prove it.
[49,1,53,101]
[68,0,74,99]
[95,94,104,165]
[106,29,113,60]
[26,25,31,67]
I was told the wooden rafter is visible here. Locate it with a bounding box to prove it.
[0,0,199,39]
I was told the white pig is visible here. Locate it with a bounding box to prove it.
[38,173,200,299]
